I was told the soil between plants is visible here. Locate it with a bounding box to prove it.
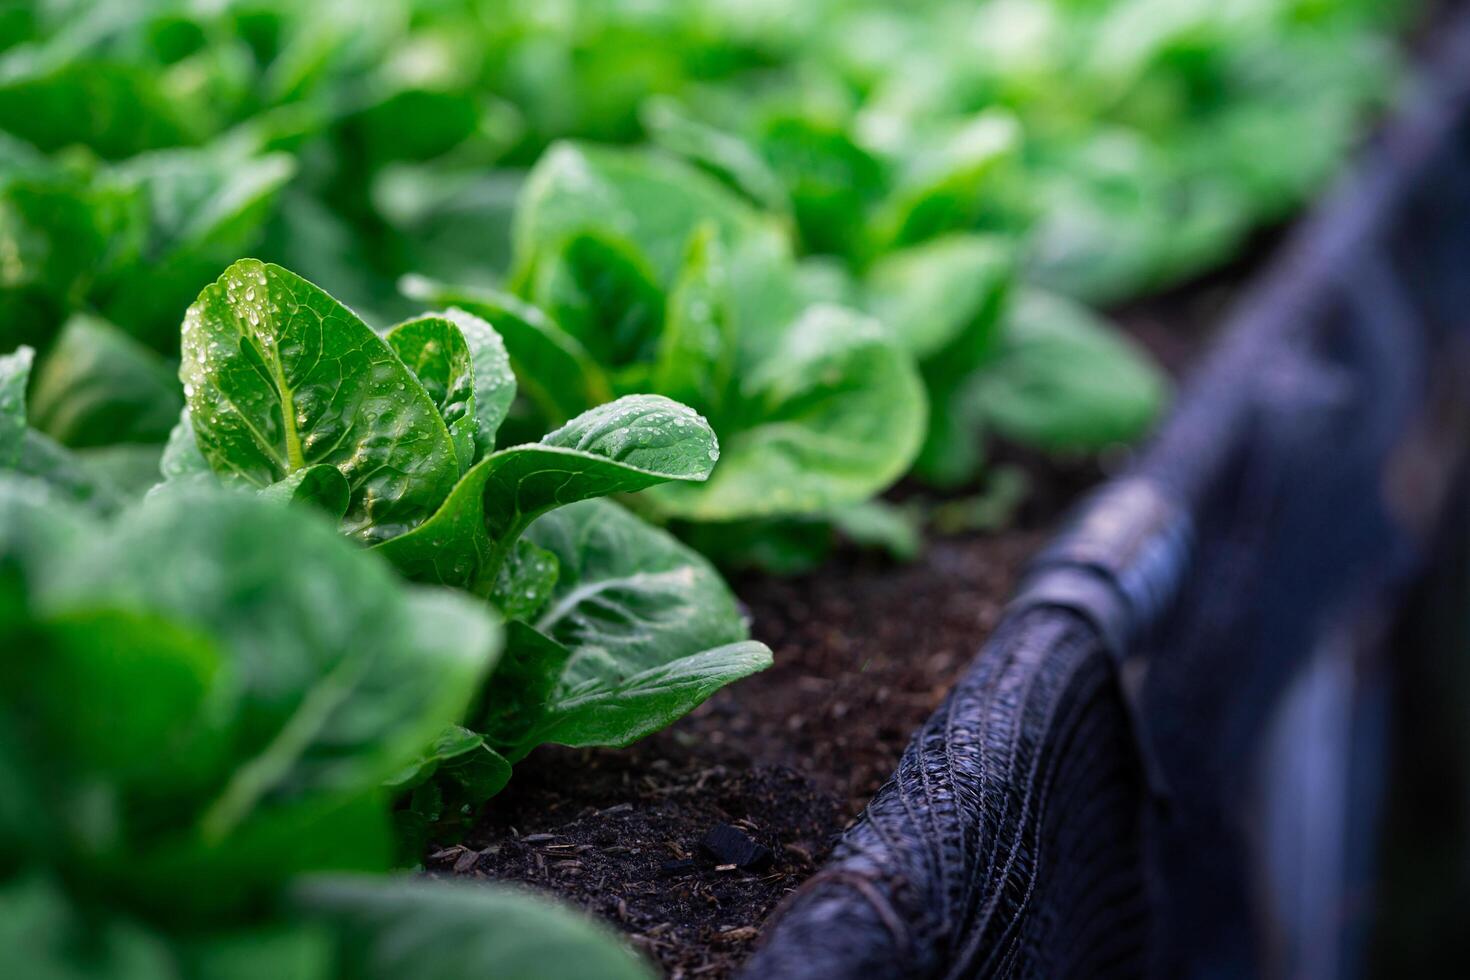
[424,268,1242,977]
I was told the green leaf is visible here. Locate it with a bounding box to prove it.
[374,165,522,293]
[0,875,177,980]
[525,640,773,753]
[400,278,611,427]
[71,445,166,504]
[532,231,666,367]
[294,876,652,980]
[757,112,886,260]
[441,308,515,459]
[865,236,1013,486]
[18,608,225,792]
[157,408,211,485]
[389,727,511,855]
[388,727,511,801]
[652,223,737,414]
[27,314,183,448]
[0,167,142,353]
[968,289,1167,451]
[373,395,716,592]
[487,538,560,622]
[259,465,351,521]
[28,488,501,893]
[0,60,203,160]
[513,142,799,353]
[502,499,772,754]
[0,345,33,466]
[179,921,333,980]
[2,339,122,511]
[96,147,296,351]
[180,259,460,543]
[385,315,478,473]
[641,97,792,216]
[865,236,1013,361]
[648,305,925,520]
[476,622,573,751]
[14,429,125,514]
[870,112,1021,251]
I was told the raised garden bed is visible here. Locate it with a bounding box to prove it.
[1,4,1461,980]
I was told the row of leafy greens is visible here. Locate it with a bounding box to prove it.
[0,0,1409,554]
[0,448,650,973]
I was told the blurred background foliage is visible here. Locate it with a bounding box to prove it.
[0,0,1409,345]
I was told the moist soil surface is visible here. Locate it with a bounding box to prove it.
[425,263,1248,977]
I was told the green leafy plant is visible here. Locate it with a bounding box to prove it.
[0,0,1406,550]
[410,141,928,524]
[167,258,771,832]
[0,472,649,979]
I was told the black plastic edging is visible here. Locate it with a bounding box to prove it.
[739,11,1470,980]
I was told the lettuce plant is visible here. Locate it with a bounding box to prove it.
[0,473,648,979]
[165,258,771,830]
[409,141,928,524]
[860,237,1166,486]
[413,141,1161,500]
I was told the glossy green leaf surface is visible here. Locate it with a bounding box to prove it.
[180,259,459,542]
[373,394,717,592]
[400,278,612,426]
[506,499,771,754]
[386,315,479,472]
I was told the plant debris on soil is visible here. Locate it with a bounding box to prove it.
[425,286,1232,978]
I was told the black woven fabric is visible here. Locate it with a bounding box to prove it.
[742,15,1470,980]
[742,608,1145,980]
